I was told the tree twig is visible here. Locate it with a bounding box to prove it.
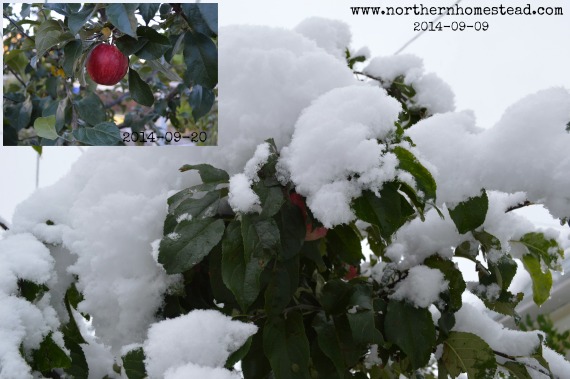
[505,200,534,213]
[6,67,27,87]
[104,92,130,108]
[3,11,35,42]
[493,349,557,378]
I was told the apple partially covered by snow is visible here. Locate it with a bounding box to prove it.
[86,44,129,85]
[290,192,328,241]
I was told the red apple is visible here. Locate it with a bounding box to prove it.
[290,193,328,241]
[86,44,129,85]
[343,265,359,281]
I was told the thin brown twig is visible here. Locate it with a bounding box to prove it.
[493,349,557,378]
[505,200,535,213]
[104,92,130,108]
[6,67,27,87]
[3,11,35,42]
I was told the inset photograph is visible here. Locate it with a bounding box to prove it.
[3,3,218,146]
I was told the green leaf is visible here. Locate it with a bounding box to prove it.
[319,279,355,315]
[353,184,414,241]
[164,33,185,62]
[115,34,148,56]
[424,255,466,312]
[242,328,272,379]
[68,4,97,35]
[348,283,374,310]
[16,96,34,131]
[448,189,488,234]
[480,255,518,291]
[454,240,479,262]
[128,69,155,107]
[441,331,497,379]
[501,361,533,379]
[122,348,147,379]
[135,26,171,60]
[73,122,122,146]
[263,312,311,379]
[76,92,106,126]
[46,76,59,99]
[326,224,363,266]
[178,163,229,183]
[384,301,436,369]
[138,3,159,25]
[145,59,183,82]
[483,291,523,320]
[181,3,218,37]
[18,279,48,302]
[519,232,564,270]
[55,97,71,133]
[62,338,88,379]
[61,285,89,378]
[277,202,305,260]
[472,229,502,253]
[62,285,87,345]
[253,184,284,220]
[522,254,552,306]
[438,312,456,340]
[312,312,346,378]
[32,146,43,156]
[517,232,564,306]
[4,49,28,79]
[35,20,63,57]
[164,190,223,234]
[32,333,71,372]
[63,40,82,77]
[21,3,30,17]
[333,314,367,367]
[264,257,299,315]
[34,115,58,140]
[106,4,139,38]
[222,221,263,312]
[347,310,383,347]
[393,146,437,201]
[188,85,215,120]
[226,336,253,369]
[158,218,225,274]
[242,214,280,262]
[183,31,218,89]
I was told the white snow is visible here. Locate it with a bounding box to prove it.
[279,85,402,227]
[228,142,273,213]
[1,18,569,378]
[454,302,542,357]
[294,17,352,60]
[413,73,455,114]
[363,54,424,84]
[389,265,449,308]
[386,207,460,270]
[228,173,260,214]
[0,233,54,294]
[216,24,356,175]
[164,363,241,379]
[243,142,271,181]
[144,310,257,378]
[0,234,61,379]
[408,87,570,220]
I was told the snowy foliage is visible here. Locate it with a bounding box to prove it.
[1,16,570,379]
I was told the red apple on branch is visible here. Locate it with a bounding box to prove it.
[290,192,328,241]
[86,44,129,85]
